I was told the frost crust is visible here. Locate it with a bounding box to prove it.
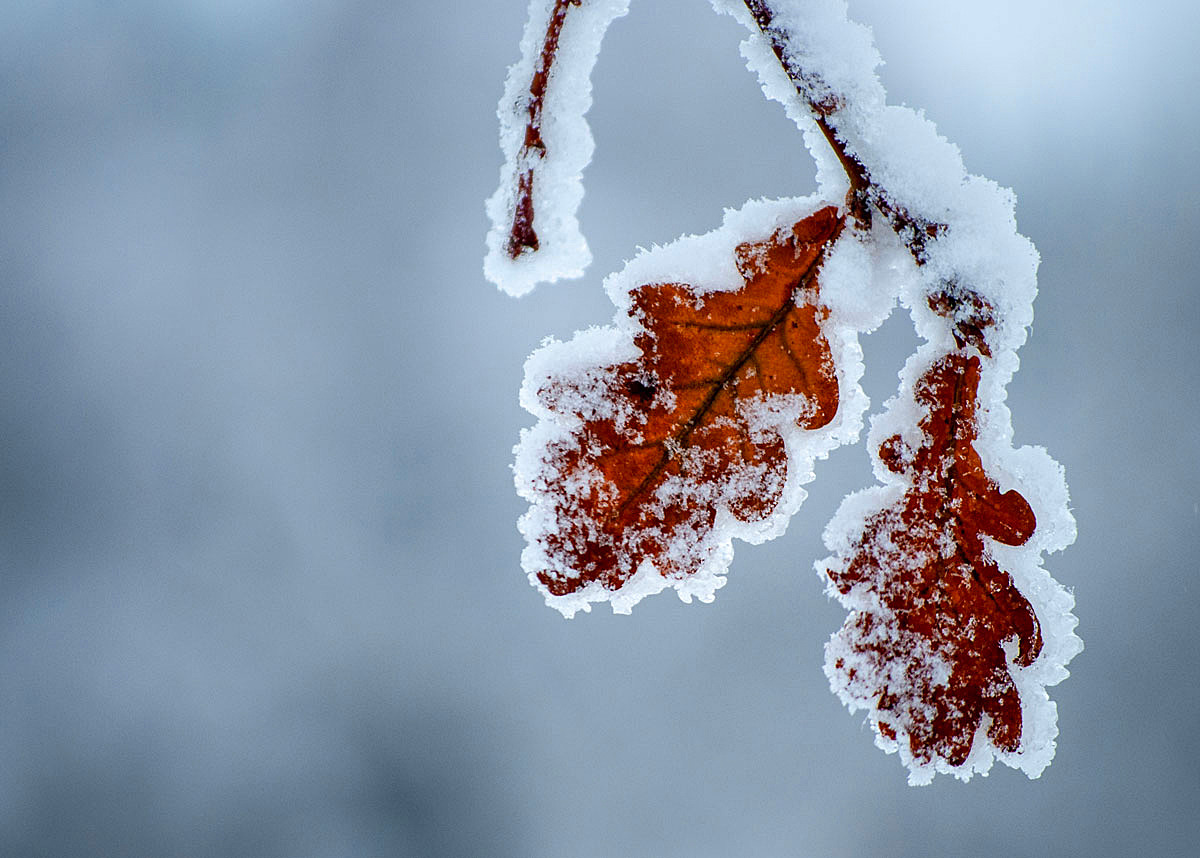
[708,0,1080,783]
[493,0,1078,786]
[516,195,891,617]
[485,0,631,295]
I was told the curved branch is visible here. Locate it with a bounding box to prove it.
[507,0,583,259]
[742,1,945,263]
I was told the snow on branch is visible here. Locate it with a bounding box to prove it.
[488,0,1079,785]
[485,0,630,296]
[711,0,1081,781]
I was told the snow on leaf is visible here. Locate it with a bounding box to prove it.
[822,351,1041,781]
[517,203,862,616]
[491,0,1079,785]
[722,0,1080,782]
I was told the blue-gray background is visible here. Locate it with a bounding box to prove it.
[2,1,1197,855]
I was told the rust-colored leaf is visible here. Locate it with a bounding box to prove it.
[825,352,1040,767]
[528,206,846,598]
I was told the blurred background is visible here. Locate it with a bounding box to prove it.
[1,1,1197,855]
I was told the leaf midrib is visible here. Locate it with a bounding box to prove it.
[614,251,828,519]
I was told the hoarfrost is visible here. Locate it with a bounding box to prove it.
[694,0,1081,784]
[485,0,631,296]
[491,0,1078,785]
[515,196,886,617]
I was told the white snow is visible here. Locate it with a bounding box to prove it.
[485,0,631,296]
[715,0,1079,783]
[493,0,1079,785]
[515,195,884,617]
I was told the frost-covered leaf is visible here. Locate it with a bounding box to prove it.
[720,0,1081,783]
[823,351,1041,779]
[517,202,872,616]
[490,0,1079,786]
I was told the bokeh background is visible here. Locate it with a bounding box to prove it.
[2,1,1197,855]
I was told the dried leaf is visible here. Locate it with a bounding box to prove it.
[823,352,1041,769]
[525,206,846,603]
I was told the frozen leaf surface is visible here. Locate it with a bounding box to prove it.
[518,202,871,616]
[823,352,1041,779]
[716,0,1081,782]
[491,0,1079,785]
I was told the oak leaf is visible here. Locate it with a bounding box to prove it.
[823,352,1041,771]
[523,205,847,606]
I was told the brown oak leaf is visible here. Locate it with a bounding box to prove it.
[824,352,1040,768]
[526,206,847,600]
